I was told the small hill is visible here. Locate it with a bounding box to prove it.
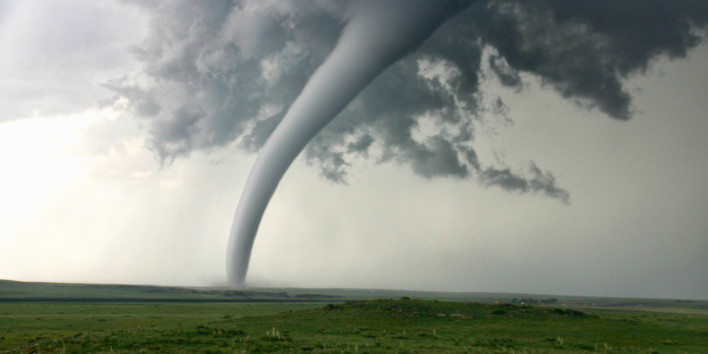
[315,298,587,319]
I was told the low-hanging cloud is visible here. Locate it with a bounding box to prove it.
[108,0,708,202]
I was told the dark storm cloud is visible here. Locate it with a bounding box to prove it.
[346,134,374,155]
[109,0,708,201]
[110,0,343,159]
[470,0,708,120]
[481,163,569,203]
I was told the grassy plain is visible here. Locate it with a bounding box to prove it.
[1,299,707,353]
[1,280,706,352]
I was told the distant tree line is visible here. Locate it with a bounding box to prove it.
[510,298,558,305]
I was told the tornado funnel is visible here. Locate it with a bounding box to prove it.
[226,0,469,287]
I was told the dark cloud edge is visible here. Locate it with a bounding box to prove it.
[106,0,708,204]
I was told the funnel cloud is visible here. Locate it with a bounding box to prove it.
[104,0,708,287]
[226,0,469,287]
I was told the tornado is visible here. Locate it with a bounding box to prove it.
[226,0,470,287]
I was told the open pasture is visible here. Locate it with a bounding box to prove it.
[1,299,706,353]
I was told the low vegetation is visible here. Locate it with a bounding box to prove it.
[1,298,706,353]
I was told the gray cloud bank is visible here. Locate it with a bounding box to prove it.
[109,0,708,203]
[0,1,145,121]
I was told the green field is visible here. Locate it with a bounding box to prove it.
[1,280,706,353]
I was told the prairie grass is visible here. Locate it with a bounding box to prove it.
[1,299,706,352]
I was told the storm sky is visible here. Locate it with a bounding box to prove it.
[1,0,707,299]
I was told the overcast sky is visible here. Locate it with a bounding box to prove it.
[1,0,707,300]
